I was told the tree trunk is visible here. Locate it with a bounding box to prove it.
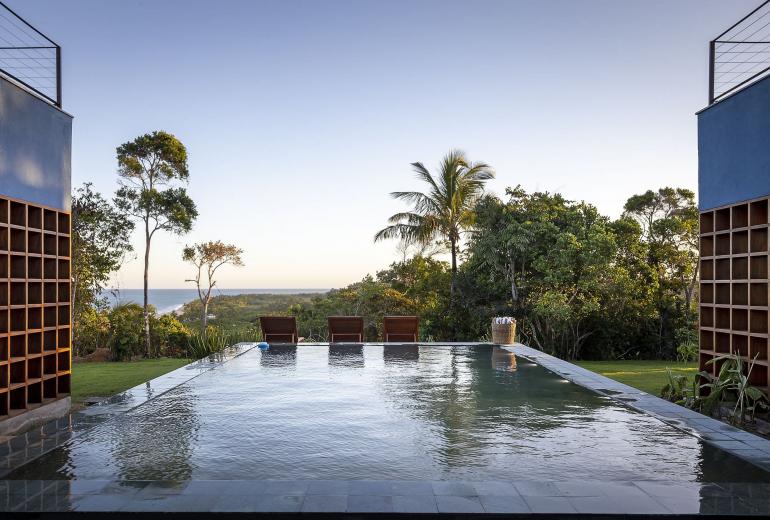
[201,298,209,334]
[143,223,152,357]
[449,237,457,304]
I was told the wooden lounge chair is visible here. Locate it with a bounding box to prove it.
[383,316,419,342]
[328,316,364,343]
[259,316,299,343]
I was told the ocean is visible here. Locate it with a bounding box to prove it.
[103,288,329,315]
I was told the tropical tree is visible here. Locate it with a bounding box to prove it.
[374,149,494,302]
[71,183,134,354]
[114,131,198,356]
[183,241,244,332]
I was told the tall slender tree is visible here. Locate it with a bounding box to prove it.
[374,149,494,302]
[114,131,198,356]
[183,241,244,333]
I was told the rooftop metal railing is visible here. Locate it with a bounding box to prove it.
[0,1,60,107]
[710,0,770,104]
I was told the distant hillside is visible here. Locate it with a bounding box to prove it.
[178,292,322,332]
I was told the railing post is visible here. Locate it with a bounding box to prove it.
[56,45,62,107]
[709,40,715,105]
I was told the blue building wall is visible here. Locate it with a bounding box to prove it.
[698,74,770,210]
[0,75,72,211]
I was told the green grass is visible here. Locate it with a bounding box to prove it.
[71,358,190,406]
[574,360,698,395]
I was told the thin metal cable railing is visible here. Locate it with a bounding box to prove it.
[0,0,60,107]
[710,0,770,104]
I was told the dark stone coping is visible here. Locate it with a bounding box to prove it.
[508,344,770,474]
[1,478,770,515]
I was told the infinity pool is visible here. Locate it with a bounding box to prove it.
[7,344,770,483]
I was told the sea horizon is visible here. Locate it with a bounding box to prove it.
[102,288,330,315]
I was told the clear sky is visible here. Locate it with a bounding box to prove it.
[10,0,759,289]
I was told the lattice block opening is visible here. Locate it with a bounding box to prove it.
[9,202,25,227]
[750,336,768,360]
[43,378,56,399]
[716,332,731,353]
[28,282,41,304]
[0,393,7,416]
[700,330,714,350]
[27,307,41,330]
[10,256,25,279]
[701,307,714,327]
[57,328,69,350]
[751,228,768,253]
[701,236,714,257]
[57,283,69,303]
[43,258,56,280]
[733,283,748,306]
[0,283,7,307]
[750,199,769,226]
[43,282,56,304]
[751,256,768,279]
[58,259,69,279]
[716,208,731,231]
[0,364,7,388]
[43,210,56,232]
[43,234,56,255]
[701,283,714,304]
[716,259,730,280]
[10,360,25,384]
[27,207,42,230]
[43,354,56,375]
[10,308,25,332]
[43,330,56,352]
[0,309,6,333]
[10,229,25,253]
[750,283,768,306]
[0,252,7,277]
[57,352,69,372]
[733,231,748,254]
[57,374,70,394]
[28,232,41,255]
[750,309,769,334]
[733,309,749,331]
[733,204,749,228]
[715,283,731,305]
[57,305,70,326]
[43,306,56,328]
[28,257,41,280]
[27,332,42,355]
[27,382,42,405]
[57,213,69,234]
[10,335,24,359]
[733,257,748,279]
[732,333,749,357]
[702,259,714,280]
[0,228,7,252]
[715,234,730,256]
[27,357,41,380]
[9,387,24,411]
[749,367,768,389]
[0,336,7,362]
[701,212,714,233]
[716,308,731,329]
[0,200,7,224]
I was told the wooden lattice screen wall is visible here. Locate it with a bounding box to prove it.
[699,196,770,395]
[0,195,71,419]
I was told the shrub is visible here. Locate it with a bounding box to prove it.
[152,314,192,357]
[108,303,145,360]
[73,306,110,357]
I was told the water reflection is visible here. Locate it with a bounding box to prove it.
[259,345,297,368]
[383,344,419,363]
[491,345,516,371]
[328,344,364,367]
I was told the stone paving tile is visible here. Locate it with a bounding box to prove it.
[250,494,304,513]
[391,480,434,496]
[479,494,530,513]
[553,480,604,497]
[431,480,477,496]
[259,479,308,495]
[347,494,393,512]
[473,480,519,496]
[521,495,577,513]
[392,494,438,513]
[512,480,562,497]
[307,479,349,495]
[301,494,347,512]
[568,495,668,515]
[435,494,484,513]
[208,494,268,512]
[348,480,392,496]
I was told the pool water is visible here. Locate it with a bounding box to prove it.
[8,345,770,482]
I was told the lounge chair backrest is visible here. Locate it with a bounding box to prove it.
[259,316,298,343]
[328,316,364,343]
[383,316,419,342]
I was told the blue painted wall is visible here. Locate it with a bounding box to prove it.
[0,75,72,211]
[698,75,770,210]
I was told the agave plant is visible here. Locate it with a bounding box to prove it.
[699,354,768,425]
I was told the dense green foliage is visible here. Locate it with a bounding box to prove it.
[71,183,134,356]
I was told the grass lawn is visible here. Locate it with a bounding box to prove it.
[71,358,190,406]
[575,360,698,395]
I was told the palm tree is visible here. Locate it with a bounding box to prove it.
[374,150,494,302]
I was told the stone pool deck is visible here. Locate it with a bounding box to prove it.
[1,342,770,516]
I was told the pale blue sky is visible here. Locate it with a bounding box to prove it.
[11,0,758,288]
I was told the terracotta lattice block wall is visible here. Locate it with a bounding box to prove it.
[0,195,71,419]
[699,196,770,394]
